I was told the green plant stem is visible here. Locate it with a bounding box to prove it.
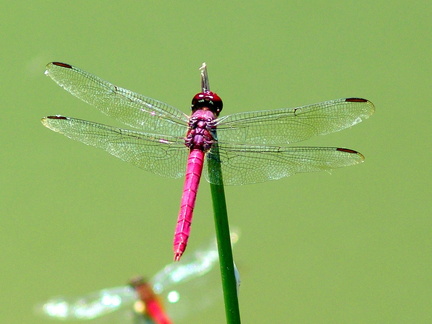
[208,143,241,324]
[200,62,240,323]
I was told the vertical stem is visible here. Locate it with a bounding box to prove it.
[209,158,241,324]
[201,63,241,324]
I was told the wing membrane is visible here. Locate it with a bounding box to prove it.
[45,62,189,136]
[42,116,188,179]
[150,236,220,294]
[37,286,137,320]
[215,98,374,145]
[205,144,365,185]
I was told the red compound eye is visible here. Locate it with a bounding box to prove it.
[191,91,223,114]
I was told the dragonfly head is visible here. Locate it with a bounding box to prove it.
[191,91,223,115]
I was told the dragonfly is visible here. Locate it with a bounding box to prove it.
[42,62,375,261]
[37,231,240,323]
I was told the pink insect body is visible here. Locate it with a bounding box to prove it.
[174,93,222,261]
[130,277,172,324]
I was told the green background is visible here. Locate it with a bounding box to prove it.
[2,1,430,323]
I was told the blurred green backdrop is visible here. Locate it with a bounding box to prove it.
[1,1,430,323]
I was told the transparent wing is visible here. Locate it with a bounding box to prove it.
[151,229,240,294]
[36,286,137,320]
[151,229,240,321]
[37,231,240,322]
[205,144,365,185]
[215,98,374,145]
[45,62,189,135]
[42,116,188,179]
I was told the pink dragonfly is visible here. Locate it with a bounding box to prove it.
[42,62,374,261]
[37,231,240,323]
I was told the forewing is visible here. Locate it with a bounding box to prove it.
[215,98,374,145]
[205,144,365,185]
[37,286,137,320]
[42,116,188,179]
[45,62,189,136]
[150,238,219,295]
[150,231,240,321]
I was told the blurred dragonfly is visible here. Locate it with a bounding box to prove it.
[42,62,374,260]
[37,231,240,323]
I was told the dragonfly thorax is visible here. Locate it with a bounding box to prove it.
[191,91,223,115]
[186,111,216,151]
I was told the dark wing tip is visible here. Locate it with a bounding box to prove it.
[337,147,365,161]
[41,115,69,127]
[50,62,73,69]
[337,147,358,154]
[44,115,68,120]
[345,97,375,116]
[345,98,368,103]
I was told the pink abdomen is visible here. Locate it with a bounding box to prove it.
[173,149,205,261]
